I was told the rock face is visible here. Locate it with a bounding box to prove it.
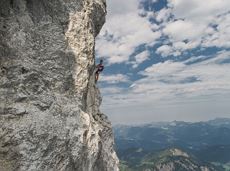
[0,0,119,171]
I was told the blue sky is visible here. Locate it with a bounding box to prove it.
[95,0,230,124]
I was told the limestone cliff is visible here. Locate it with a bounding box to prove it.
[0,0,119,171]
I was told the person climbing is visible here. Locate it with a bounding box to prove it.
[95,59,104,82]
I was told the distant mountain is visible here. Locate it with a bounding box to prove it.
[207,118,230,128]
[114,118,230,171]
[120,148,220,171]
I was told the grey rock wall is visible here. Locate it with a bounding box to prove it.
[0,0,119,170]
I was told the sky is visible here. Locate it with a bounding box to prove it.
[95,0,230,124]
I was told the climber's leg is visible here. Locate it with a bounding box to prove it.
[95,71,99,83]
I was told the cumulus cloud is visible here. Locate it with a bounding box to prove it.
[96,0,161,65]
[140,60,185,77]
[156,45,174,57]
[156,8,171,22]
[156,40,200,57]
[96,0,230,123]
[102,51,230,107]
[156,0,230,57]
[167,0,230,22]
[100,74,130,84]
[163,20,205,41]
[101,87,124,94]
[131,50,150,68]
[106,0,139,16]
[202,13,230,48]
[97,0,230,60]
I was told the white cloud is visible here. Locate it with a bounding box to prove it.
[156,45,174,57]
[132,50,150,68]
[106,0,139,17]
[141,60,185,77]
[135,51,150,63]
[163,20,205,41]
[101,87,124,94]
[155,0,230,57]
[96,0,161,65]
[100,74,130,84]
[156,41,200,57]
[168,0,230,23]
[97,0,230,60]
[102,51,230,108]
[135,52,230,98]
[156,8,171,22]
[96,0,230,123]
[202,13,230,48]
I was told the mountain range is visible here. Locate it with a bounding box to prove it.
[114,118,230,171]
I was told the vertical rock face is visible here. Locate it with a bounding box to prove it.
[0,0,119,171]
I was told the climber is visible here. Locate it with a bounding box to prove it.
[95,59,104,82]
